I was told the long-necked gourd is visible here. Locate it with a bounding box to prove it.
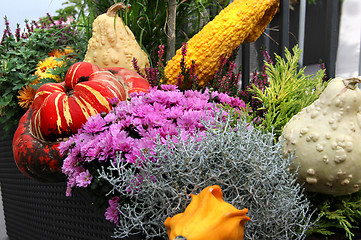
[164,0,280,87]
[282,77,361,196]
[84,3,150,72]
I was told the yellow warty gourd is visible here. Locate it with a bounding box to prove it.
[164,0,280,87]
[164,185,250,240]
[84,3,150,71]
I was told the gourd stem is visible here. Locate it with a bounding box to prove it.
[106,3,126,17]
[174,236,187,240]
[343,77,361,90]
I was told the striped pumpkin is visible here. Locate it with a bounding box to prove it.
[30,63,127,141]
[13,107,65,182]
[105,67,151,95]
[64,61,102,88]
[13,61,150,182]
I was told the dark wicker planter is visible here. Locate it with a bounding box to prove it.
[0,130,140,240]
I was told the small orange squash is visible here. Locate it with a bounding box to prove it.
[164,185,250,240]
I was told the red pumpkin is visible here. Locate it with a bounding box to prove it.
[105,67,151,94]
[13,107,65,182]
[13,62,150,182]
[64,61,102,89]
[31,69,127,141]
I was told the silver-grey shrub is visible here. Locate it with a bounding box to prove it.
[98,113,314,239]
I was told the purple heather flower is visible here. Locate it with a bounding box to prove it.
[181,42,188,57]
[47,13,56,26]
[145,67,159,87]
[4,16,12,36]
[157,44,165,61]
[132,57,146,78]
[15,24,21,42]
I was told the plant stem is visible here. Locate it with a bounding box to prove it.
[166,0,177,61]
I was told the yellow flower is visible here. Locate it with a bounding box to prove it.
[35,57,63,76]
[34,56,64,82]
[48,46,74,58]
[17,47,73,110]
[30,78,40,85]
[32,47,73,84]
[17,85,37,109]
[37,71,62,82]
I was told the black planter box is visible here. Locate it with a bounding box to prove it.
[0,130,121,240]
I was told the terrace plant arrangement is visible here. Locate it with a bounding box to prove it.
[4,0,361,240]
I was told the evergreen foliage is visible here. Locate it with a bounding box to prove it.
[249,46,327,138]
[307,191,361,240]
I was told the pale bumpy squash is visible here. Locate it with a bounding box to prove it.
[84,3,149,72]
[164,185,250,240]
[282,77,361,196]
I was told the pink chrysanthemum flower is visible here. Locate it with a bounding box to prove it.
[105,196,121,225]
[60,85,248,224]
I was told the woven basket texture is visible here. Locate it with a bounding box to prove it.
[0,130,140,240]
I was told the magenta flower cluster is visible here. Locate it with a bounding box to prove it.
[59,85,245,221]
[105,196,121,225]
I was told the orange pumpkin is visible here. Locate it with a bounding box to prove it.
[164,185,250,240]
